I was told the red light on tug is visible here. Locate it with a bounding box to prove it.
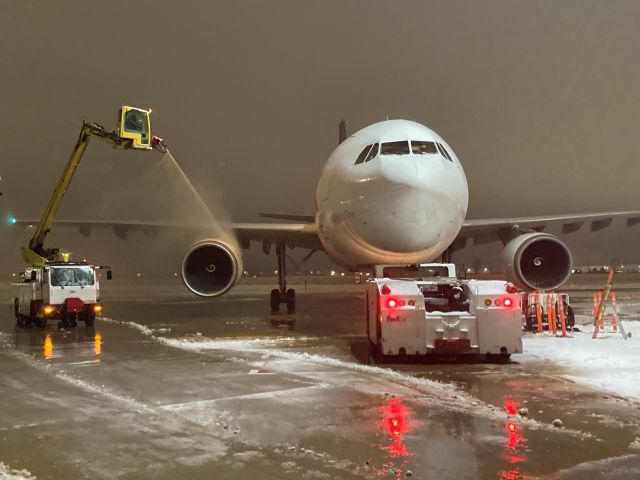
[387,298,398,308]
[503,298,513,308]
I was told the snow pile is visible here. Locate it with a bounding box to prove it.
[0,462,37,480]
[522,321,640,399]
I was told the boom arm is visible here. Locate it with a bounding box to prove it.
[21,107,166,265]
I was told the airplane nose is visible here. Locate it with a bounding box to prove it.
[349,156,464,253]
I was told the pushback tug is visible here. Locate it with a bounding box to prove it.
[365,263,522,361]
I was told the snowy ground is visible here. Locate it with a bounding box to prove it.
[522,318,640,400]
[0,462,36,480]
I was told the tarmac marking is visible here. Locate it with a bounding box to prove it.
[159,384,330,411]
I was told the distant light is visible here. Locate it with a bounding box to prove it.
[137,273,141,277]
[507,422,517,433]
[174,272,178,277]
[483,267,489,272]
[340,272,345,277]
[8,216,17,225]
[330,270,336,276]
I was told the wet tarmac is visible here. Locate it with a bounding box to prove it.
[1,279,640,479]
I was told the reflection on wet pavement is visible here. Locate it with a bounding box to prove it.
[380,397,414,459]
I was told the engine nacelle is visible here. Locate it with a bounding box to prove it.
[181,240,243,297]
[501,233,573,291]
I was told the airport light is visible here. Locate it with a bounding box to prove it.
[7,215,17,225]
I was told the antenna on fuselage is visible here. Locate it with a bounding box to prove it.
[338,119,347,145]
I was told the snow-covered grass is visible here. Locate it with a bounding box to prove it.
[522,320,640,400]
[0,462,37,480]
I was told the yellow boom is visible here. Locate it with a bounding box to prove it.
[21,106,166,265]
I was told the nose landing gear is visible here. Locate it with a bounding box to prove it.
[270,244,297,328]
[270,244,296,315]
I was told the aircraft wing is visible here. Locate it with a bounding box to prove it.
[233,222,322,250]
[455,210,640,249]
[12,219,323,251]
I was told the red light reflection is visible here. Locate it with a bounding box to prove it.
[503,399,519,416]
[499,397,528,479]
[379,397,414,458]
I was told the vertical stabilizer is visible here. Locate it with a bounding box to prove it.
[338,119,347,144]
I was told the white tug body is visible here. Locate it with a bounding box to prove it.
[365,264,522,361]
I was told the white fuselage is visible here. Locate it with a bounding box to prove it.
[315,120,468,270]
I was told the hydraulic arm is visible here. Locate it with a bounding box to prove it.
[21,106,167,265]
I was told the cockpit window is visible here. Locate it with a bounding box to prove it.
[365,143,379,162]
[411,141,437,155]
[437,142,453,162]
[355,145,373,165]
[380,141,410,155]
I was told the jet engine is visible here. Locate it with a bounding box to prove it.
[181,240,243,297]
[501,232,572,291]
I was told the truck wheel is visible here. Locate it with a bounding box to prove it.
[32,316,47,328]
[85,314,95,327]
[30,301,46,328]
[14,299,24,327]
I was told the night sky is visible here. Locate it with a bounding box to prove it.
[2,0,640,276]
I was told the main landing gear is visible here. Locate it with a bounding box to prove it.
[270,244,296,316]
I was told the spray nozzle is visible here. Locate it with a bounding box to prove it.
[151,135,168,153]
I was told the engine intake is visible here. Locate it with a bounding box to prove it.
[182,240,242,297]
[502,233,572,291]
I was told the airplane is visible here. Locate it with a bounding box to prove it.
[12,119,640,314]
